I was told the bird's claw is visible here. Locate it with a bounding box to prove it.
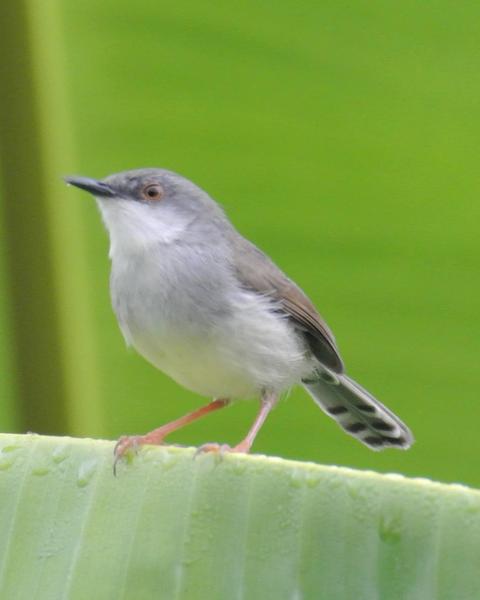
[194,442,232,459]
[113,435,142,476]
[194,441,250,459]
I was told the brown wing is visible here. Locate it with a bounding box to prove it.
[229,233,344,373]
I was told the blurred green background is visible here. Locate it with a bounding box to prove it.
[0,1,479,486]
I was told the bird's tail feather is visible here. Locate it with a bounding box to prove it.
[302,371,413,450]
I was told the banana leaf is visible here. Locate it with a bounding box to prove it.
[0,433,478,599]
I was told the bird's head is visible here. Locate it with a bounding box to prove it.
[65,168,225,255]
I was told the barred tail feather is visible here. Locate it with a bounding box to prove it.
[302,371,414,450]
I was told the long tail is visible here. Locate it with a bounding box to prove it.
[302,370,414,450]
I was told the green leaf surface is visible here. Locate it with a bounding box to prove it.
[0,433,479,599]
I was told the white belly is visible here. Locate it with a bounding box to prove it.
[110,245,314,399]
[118,292,312,399]
[132,329,260,398]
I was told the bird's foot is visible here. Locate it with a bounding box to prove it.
[195,439,251,457]
[195,442,231,458]
[113,432,165,475]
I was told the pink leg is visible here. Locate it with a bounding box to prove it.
[114,398,230,472]
[199,391,277,455]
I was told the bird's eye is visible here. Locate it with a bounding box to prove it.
[142,184,163,201]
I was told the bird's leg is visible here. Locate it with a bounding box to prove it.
[198,391,277,455]
[232,391,277,452]
[114,398,230,472]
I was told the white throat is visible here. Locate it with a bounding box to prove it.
[96,197,191,258]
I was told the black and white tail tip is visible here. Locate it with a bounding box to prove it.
[302,371,414,450]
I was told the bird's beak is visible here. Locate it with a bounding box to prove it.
[64,176,115,198]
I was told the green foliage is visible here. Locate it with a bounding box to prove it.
[0,186,17,432]
[0,433,479,599]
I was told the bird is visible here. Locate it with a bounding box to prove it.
[65,168,413,468]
